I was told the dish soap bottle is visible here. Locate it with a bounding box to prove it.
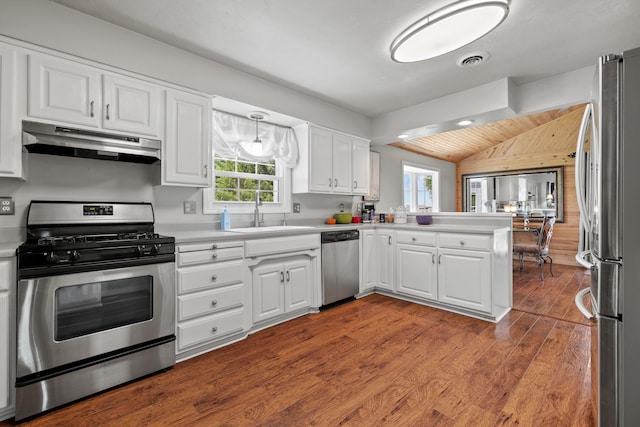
[220,205,231,230]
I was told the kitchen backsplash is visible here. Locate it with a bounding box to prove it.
[1,153,362,232]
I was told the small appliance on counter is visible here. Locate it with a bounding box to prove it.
[394,205,407,224]
[362,202,375,223]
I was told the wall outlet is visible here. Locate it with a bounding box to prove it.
[0,197,14,215]
[183,200,196,214]
[293,202,301,213]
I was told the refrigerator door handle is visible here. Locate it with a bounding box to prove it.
[575,103,593,232]
[576,249,594,269]
[574,287,595,319]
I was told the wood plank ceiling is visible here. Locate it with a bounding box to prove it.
[389,104,587,163]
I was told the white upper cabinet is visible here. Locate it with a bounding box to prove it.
[293,123,370,195]
[307,126,334,192]
[351,138,370,195]
[163,89,211,187]
[102,74,161,136]
[27,53,162,137]
[0,43,22,178]
[28,54,102,128]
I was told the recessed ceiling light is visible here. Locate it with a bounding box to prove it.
[398,134,410,139]
[457,119,474,126]
[390,0,510,63]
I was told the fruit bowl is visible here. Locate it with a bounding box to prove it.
[334,213,353,224]
[416,215,432,225]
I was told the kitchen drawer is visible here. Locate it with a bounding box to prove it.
[178,240,243,253]
[438,233,491,251]
[178,283,243,321]
[177,259,244,294]
[245,234,320,258]
[395,230,436,246]
[178,246,244,267]
[177,308,244,350]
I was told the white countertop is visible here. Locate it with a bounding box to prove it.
[157,221,510,244]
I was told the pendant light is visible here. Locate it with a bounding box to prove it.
[390,0,510,63]
[247,111,269,155]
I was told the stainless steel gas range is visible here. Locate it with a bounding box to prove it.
[15,201,176,421]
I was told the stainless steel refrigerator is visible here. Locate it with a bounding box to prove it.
[574,47,640,426]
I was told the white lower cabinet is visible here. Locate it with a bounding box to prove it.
[438,248,491,313]
[175,241,249,359]
[376,230,394,291]
[359,230,376,292]
[252,256,312,324]
[369,228,501,320]
[396,244,438,300]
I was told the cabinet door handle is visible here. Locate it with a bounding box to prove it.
[211,300,218,307]
[438,255,442,264]
[432,253,435,264]
[354,180,358,188]
[211,275,217,282]
[204,164,208,178]
[211,327,218,333]
[388,236,392,245]
[280,271,285,282]
[335,178,338,188]
[286,270,290,282]
[106,103,110,120]
[90,100,95,118]
[329,178,332,187]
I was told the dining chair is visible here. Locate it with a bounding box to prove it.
[513,215,556,280]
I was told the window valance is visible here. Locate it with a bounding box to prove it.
[212,111,299,168]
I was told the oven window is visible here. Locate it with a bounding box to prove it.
[55,276,153,341]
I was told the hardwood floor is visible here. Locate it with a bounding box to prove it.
[3,262,594,426]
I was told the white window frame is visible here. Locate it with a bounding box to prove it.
[203,156,291,215]
[402,162,440,213]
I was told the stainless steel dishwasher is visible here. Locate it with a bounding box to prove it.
[321,229,359,305]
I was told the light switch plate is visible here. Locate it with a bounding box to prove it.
[293,202,301,213]
[183,200,196,214]
[0,197,14,215]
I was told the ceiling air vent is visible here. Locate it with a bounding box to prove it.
[456,51,490,68]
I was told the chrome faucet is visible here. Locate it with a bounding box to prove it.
[254,190,263,227]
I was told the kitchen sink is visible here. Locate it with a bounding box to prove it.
[227,225,315,233]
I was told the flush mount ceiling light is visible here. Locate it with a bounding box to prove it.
[390,0,510,63]
[247,111,269,154]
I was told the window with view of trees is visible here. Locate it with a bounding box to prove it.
[213,156,281,203]
[402,163,440,212]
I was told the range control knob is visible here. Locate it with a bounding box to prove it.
[136,245,145,257]
[46,252,59,264]
[70,250,81,262]
[151,244,160,255]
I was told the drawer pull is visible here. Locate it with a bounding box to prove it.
[212,253,218,259]
[211,300,218,307]
[211,327,218,333]
[211,275,217,281]
[412,237,416,242]
[211,244,218,250]
[460,240,465,246]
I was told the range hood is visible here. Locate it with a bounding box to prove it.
[22,121,161,164]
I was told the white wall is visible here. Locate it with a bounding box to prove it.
[374,145,456,215]
[1,154,154,229]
